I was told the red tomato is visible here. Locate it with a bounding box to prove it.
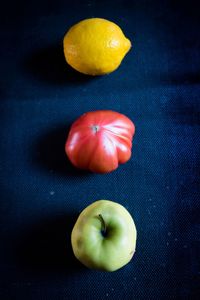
[65,110,135,173]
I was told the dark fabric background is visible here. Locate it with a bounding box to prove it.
[0,0,199,299]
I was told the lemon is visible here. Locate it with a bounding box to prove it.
[63,18,131,75]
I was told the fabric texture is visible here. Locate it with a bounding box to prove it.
[0,0,199,299]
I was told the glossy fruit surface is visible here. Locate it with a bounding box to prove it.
[65,110,135,173]
[63,18,131,75]
[71,200,137,271]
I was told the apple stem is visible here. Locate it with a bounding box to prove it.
[98,214,107,236]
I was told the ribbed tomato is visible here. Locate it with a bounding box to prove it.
[65,110,135,173]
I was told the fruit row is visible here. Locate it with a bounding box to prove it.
[63,18,137,272]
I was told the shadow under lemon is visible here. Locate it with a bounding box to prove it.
[23,42,98,86]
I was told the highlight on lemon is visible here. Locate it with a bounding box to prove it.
[63,18,131,76]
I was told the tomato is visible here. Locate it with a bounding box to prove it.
[65,110,135,173]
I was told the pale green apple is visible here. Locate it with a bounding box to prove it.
[71,200,137,271]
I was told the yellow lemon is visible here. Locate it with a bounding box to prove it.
[63,18,131,75]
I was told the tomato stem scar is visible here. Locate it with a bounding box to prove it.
[91,125,100,133]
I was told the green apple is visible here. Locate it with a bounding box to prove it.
[71,200,137,271]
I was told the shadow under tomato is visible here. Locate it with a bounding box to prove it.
[32,124,92,178]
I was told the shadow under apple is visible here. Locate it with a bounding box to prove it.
[16,213,85,275]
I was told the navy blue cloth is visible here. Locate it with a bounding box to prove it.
[0,0,200,299]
